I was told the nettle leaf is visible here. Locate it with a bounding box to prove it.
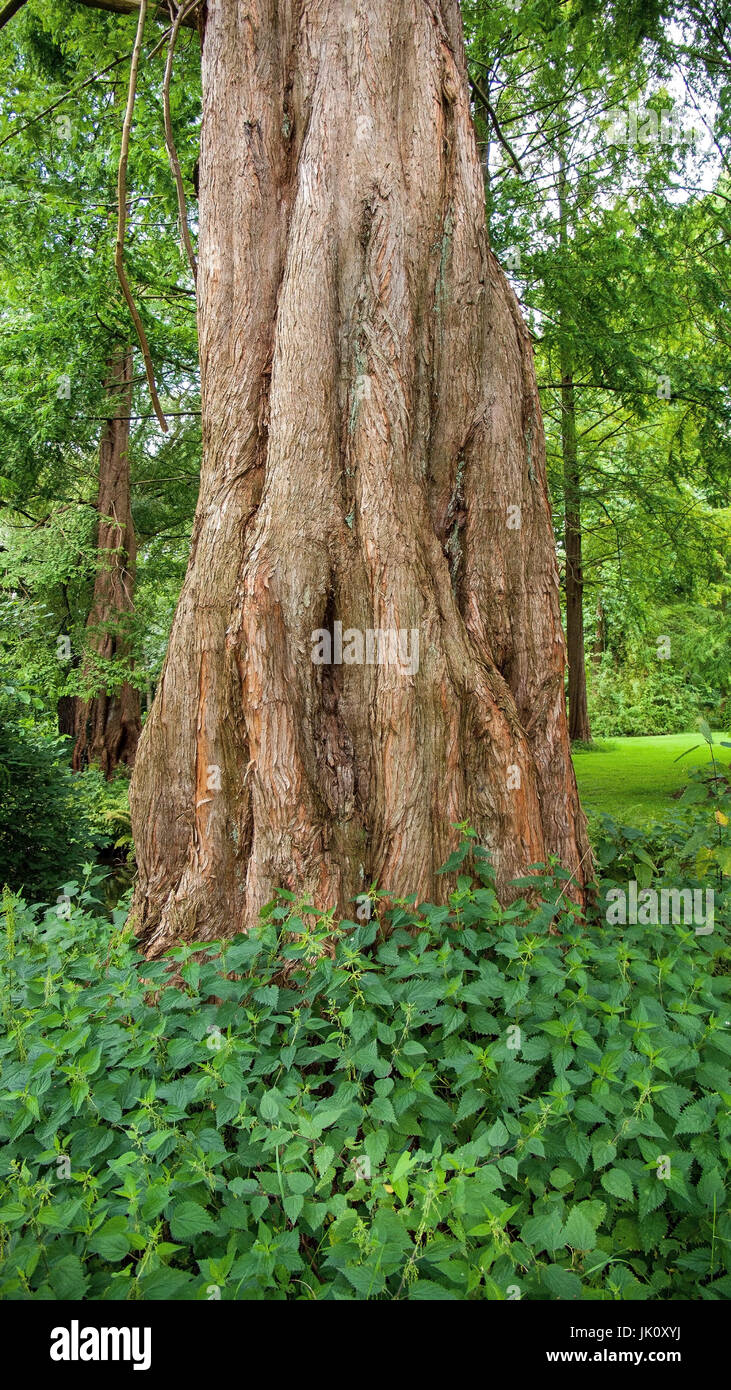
[286,1171,313,1194]
[369,1096,397,1124]
[565,1129,591,1170]
[169,1202,217,1241]
[409,1278,458,1300]
[675,1100,714,1135]
[653,1083,694,1119]
[341,1262,386,1296]
[697,1167,726,1206]
[259,1089,282,1122]
[639,1209,667,1252]
[456,1088,484,1121]
[88,1216,132,1262]
[437,842,473,874]
[601,1168,634,1202]
[486,1118,509,1147]
[542,1264,583,1299]
[283,1193,304,1225]
[315,1144,335,1176]
[574,1097,607,1124]
[563,1202,602,1251]
[360,973,393,1006]
[521,1208,565,1253]
[550,1167,574,1191]
[592,1136,617,1169]
[139,1267,195,1299]
[50,1253,88,1299]
[0,1201,26,1225]
[638,1180,668,1221]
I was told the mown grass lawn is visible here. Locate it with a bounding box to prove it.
[572,730,730,827]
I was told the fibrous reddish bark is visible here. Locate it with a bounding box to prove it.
[130,0,590,956]
[72,348,141,777]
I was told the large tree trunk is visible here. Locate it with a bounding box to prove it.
[72,348,141,777]
[129,0,590,956]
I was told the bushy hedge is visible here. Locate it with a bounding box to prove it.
[588,659,716,737]
[0,835,728,1301]
[0,675,103,898]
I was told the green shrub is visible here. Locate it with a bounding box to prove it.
[588,658,713,737]
[0,675,106,899]
[0,839,728,1302]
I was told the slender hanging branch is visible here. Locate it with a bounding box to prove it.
[163,0,200,283]
[1,27,177,151]
[469,74,524,177]
[0,0,198,28]
[115,0,169,432]
[74,0,197,25]
[0,55,125,150]
[0,1,27,31]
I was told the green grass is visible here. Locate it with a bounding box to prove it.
[572,731,729,827]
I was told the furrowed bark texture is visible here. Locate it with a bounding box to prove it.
[130,0,590,956]
[72,349,141,776]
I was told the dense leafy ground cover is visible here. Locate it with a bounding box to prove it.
[573,733,727,826]
[0,805,728,1301]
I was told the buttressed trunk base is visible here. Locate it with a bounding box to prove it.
[130,0,590,956]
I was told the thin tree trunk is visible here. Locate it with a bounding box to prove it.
[72,348,141,776]
[592,597,606,660]
[558,149,591,745]
[57,587,79,739]
[129,0,590,955]
[560,363,592,743]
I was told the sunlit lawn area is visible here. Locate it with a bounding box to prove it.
[572,731,729,827]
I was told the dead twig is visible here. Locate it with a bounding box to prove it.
[469,74,524,178]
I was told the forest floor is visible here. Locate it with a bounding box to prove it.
[572,730,728,825]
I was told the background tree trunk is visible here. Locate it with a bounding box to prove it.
[557,148,591,744]
[57,687,79,741]
[592,596,606,661]
[72,348,141,776]
[561,363,592,743]
[130,0,590,956]
[57,584,79,743]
